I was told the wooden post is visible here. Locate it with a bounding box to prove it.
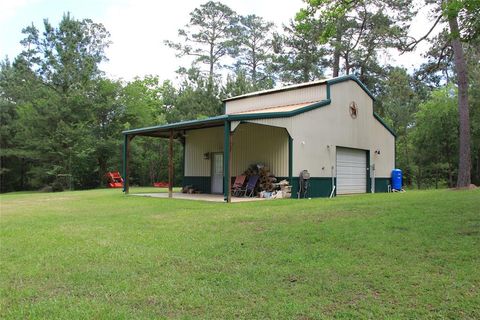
[227,131,232,203]
[168,130,173,198]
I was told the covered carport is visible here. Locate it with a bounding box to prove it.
[122,116,227,198]
[122,113,294,203]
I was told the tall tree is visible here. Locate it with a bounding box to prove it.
[296,0,412,78]
[236,14,275,89]
[376,67,426,186]
[222,68,256,98]
[274,19,327,84]
[164,1,238,87]
[412,86,459,188]
[165,66,223,122]
[20,13,110,93]
[402,0,479,187]
[3,13,112,189]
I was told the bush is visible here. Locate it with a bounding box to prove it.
[39,185,53,193]
[51,181,64,192]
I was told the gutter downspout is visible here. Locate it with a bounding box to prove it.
[330,165,336,198]
[371,163,375,193]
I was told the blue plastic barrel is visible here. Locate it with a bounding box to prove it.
[391,169,402,191]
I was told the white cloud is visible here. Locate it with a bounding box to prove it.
[2,0,440,81]
[0,0,37,23]
[100,0,303,82]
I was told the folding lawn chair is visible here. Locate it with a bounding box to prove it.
[231,175,247,197]
[238,175,259,197]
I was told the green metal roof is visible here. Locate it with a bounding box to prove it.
[122,75,395,137]
[122,115,228,136]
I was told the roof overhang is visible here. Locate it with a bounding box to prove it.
[122,100,332,137]
[122,115,227,137]
[122,75,395,138]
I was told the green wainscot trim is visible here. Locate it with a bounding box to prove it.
[289,177,336,198]
[374,177,391,193]
[286,176,390,197]
[183,176,211,194]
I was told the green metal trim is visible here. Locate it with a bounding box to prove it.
[123,76,397,143]
[183,176,211,194]
[120,100,332,136]
[122,134,128,192]
[288,135,293,183]
[122,115,228,135]
[373,112,397,137]
[291,177,337,198]
[223,75,375,102]
[326,75,376,101]
[366,150,371,193]
[181,136,186,179]
[374,177,391,193]
[394,136,397,169]
[223,121,230,201]
[227,99,331,121]
[223,80,329,102]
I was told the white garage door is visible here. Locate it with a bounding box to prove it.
[336,147,367,195]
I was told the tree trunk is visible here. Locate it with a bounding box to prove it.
[448,162,453,188]
[208,43,215,92]
[332,27,341,77]
[448,12,471,187]
[333,48,340,77]
[403,135,412,186]
[252,47,257,85]
[98,157,107,187]
[476,148,480,183]
[344,52,350,75]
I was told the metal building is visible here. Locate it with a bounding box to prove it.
[122,75,396,202]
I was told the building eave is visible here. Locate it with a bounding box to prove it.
[223,74,376,102]
[122,76,392,138]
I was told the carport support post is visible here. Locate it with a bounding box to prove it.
[168,130,173,198]
[288,135,293,183]
[223,121,231,203]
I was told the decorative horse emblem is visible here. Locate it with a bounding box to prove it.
[349,101,358,119]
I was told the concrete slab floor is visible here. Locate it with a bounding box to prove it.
[130,192,266,203]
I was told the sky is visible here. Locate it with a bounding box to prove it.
[0,0,438,83]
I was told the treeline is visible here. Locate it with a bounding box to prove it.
[1,1,479,192]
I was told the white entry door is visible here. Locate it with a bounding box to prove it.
[336,147,367,195]
[211,153,224,194]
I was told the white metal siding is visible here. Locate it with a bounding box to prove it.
[184,124,289,178]
[184,126,223,176]
[225,85,327,114]
[336,147,367,194]
[242,118,293,137]
[290,80,394,178]
[232,123,288,177]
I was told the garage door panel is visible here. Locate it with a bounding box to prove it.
[336,147,367,195]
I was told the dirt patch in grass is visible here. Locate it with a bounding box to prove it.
[449,184,477,190]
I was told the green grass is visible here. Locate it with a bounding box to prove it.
[1,188,479,319]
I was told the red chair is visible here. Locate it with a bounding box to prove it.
[232,175,246,196]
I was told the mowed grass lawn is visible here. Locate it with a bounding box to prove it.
[1,188,479,319]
